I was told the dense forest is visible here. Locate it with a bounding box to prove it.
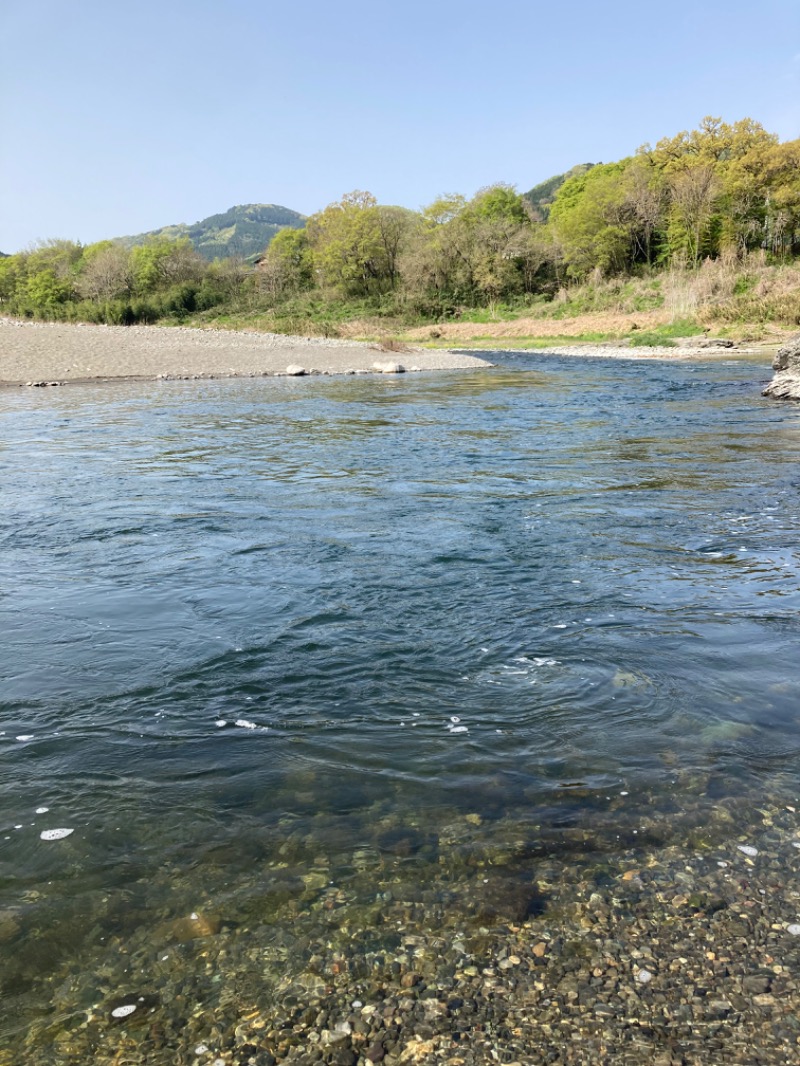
[1,118,799,335]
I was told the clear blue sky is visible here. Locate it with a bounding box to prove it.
[2,0,799,253]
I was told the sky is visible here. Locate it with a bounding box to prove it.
[2,0,800,253]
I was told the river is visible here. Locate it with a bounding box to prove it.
[1,352,799,1063]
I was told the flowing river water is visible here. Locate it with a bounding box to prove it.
[1,352,800,1064]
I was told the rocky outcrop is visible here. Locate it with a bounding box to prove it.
[763,335,800,400]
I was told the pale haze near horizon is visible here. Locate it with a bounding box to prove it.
[1,0,799,253]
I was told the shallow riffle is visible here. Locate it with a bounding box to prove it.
[6,781,800,1065]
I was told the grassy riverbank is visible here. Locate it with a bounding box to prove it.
[189,257,800,350]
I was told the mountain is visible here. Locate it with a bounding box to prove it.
[119,203,306,261]
[523,164,596,221]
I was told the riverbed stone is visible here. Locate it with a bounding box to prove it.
[763,333,800,399]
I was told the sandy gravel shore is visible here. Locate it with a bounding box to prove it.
[0,318,492,385]
[500,341,772,361]
[0,318,773,387]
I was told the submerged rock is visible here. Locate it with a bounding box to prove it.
[763,334,800,400]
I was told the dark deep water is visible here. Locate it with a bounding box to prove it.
[1,351,799,1054]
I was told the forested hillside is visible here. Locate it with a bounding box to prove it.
[119,204,306,261]
[2,118,798,337]
[522,164,595,220]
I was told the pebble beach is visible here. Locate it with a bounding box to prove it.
[0,319,492,385]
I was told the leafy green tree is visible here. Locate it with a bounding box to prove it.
[306,191,389,296]
[549,162,633,277]
[25,268,73,313]
[130,238,203,295]
[259,226,313,296]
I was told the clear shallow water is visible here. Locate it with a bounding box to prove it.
[1,352,800,1050]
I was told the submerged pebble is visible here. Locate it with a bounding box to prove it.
[111,1004,137,1019]
[737,845,759,857]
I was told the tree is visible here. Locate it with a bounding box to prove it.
[376,206,418,290]
[549,162,633,277]
[77,242,133,301]
[621,158,666,266]
[129,237,204,295]
[258,226,313,296]
[305,191,390,296]
[667,165,721,266]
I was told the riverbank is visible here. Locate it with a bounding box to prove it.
[0,319,776,387]
[0,319,492,385]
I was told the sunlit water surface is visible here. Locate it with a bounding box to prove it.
[1,352,800,1047]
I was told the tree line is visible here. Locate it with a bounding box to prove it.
[0,236,247,324]
[260,117,800,312]
[2,117,799,327]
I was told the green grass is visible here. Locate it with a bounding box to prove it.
[628,333,677,348]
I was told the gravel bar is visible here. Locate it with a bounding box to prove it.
[0,319,492,385]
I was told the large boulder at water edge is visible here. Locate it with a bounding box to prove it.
[763,334,800,400]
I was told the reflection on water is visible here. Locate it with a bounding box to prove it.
[1,352,799,1055]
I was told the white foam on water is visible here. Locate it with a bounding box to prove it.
[215,720,227,728]
[450,716,461,723]
[35,807,49,814]
[234,719,257,730]
[447,725,468,734]
[40,828,73,841]
[553,624,567,629]
[111,1004,137,1018]
[16,735,33,742]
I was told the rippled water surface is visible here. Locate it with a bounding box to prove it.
[2,352,800,1054]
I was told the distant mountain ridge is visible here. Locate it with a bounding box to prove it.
[119,203,306,261]
[523,164,596,221]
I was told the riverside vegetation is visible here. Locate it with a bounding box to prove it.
[1,117,799,346]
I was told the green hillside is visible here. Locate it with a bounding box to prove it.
[523,163,596,220]
[119,203,306,261]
